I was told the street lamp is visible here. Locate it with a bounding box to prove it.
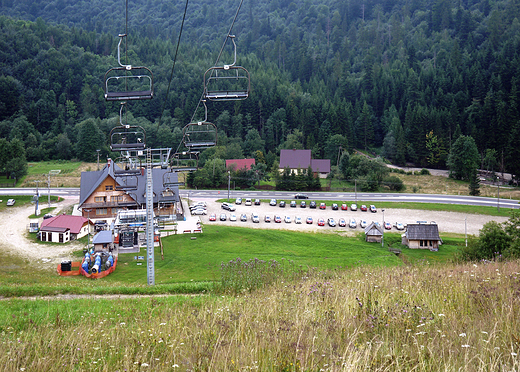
[227,171,231,202]
[497,176,500,212]
[382,209,385,248]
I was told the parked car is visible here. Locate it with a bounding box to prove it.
[240,214,247,221]
[251,213,260,223]
[295,216,302,224]
[370,205,377,213]
[6,199,15,206]
[327,218,336,227]
[360,220,367,228]
[290,200,297,208]
[279,200,286,207]
[230,214,237,221]
[191,208,207,215]
[294,193,308,199]
[209,213,217,221]
[351,203,358,211]
[349,218,357,228]
[384,221,392,230]
[274,215,282,223]
[319,203,326,210]
[332,203,339,210]
[306,216,313,224]
[254,199,261,205]
[245,198,252,206]
[284,215,291,223]
[300,200,306,208]
[341,204,348,211]
[317,218,325,226]
[309,201,317,209]
[338,218,347,227]
[360,205,368,212]
[235,198,242,205]
[220,213,227,221]
[221,202,236,211]
[395,222,405,230]
[264,215,271,223]
[269,199,277,206]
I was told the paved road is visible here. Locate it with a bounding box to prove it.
[1,188,518,209]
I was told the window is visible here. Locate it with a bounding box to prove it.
[105,185,114,191]
[429,240,433,247]
[96,208,108,215]
[95,196,106,203]
[420,240,424,247]
[112,195,124,202]
[41,232,46,242]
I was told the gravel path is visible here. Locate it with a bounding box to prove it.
[193,199,508,236]
[0,196,82,269]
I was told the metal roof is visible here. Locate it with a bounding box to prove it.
[406,224,441,240]
[40,215,90,234]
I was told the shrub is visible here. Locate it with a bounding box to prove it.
[382,175,405,191]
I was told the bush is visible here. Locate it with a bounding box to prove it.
[419,168,431,175]
[382,175,405,191]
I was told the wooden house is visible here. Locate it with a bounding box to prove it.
[364,222,384,243]
[402,223,442,251]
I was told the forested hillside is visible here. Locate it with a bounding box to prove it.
[1,0,520,180]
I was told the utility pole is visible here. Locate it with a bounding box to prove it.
[33,180,42,216]
[382,209,385,248]
[227,171,231,202]
[96,149,101,171]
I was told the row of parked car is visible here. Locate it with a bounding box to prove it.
[240,197,378,213]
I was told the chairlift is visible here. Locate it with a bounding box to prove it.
[170,150,200,169]
[104,34,154,102]
[181,101,218,151]
[110,103,146,151]
[203,35,250,101]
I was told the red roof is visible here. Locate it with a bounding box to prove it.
[40,215,90,234]
[226,158,255,171]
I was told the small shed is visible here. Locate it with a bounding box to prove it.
[365,222,383,243]
[92,230,115,253]
[402,223,442,251]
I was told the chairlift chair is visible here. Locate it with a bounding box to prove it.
[110,103,146,151]
[182,121,218,151]
[203,35,250,101]
[104,34,154,102]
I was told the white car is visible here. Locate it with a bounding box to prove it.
[395,222,404,230]
[360,220,367,228]
[284,216,291,223]
[251,214,260,223]
[295,216,302,224]
[349,218,357,228]
[235,198,242,205]
[6,199,15,206]
[245,198,252,206]
[191,208,207,215]
[350,203,357,211]
[229,214,237,221]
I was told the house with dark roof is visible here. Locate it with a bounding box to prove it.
[279,149,331,178]
[226,158,255,171]
[39,215,93,243]
[402,223,442,251]
[364,222,384,243]
[79,159,181,223]
[92,230,115,253]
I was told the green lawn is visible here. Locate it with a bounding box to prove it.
[102,225,464,285]
[26,160,84,175]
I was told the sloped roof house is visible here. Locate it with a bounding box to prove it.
[40,214,93,243]
[279,149,331,177]
[402,223,442,251]
[364,222,384,243]
[226,158,255,171]
[79,159,181,223]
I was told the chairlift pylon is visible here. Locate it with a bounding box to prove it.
[203,35,250,101]
[104,34,154,102]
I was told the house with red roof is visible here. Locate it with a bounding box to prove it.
[226,158,255,171]
[279,149,331,178]
[39,215,93,243]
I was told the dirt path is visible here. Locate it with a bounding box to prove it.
[0,196,82,269]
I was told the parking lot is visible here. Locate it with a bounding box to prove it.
[188,197,508,236]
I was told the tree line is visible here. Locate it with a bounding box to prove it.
[1,0,520,183]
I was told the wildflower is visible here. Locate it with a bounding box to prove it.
[141,363,149,367]
[511,352,517,356]
[438,314,445,317]
[461,345,470,348]
[459,333,466,337]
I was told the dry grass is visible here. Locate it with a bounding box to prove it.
[1,260,519,371]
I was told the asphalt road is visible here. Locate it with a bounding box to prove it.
[0,188,518,209]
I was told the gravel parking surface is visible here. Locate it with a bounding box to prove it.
[190,198,508,236]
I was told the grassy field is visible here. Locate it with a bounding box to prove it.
[0,260,518,371]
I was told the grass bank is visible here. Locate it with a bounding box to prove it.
[0,260,518,371]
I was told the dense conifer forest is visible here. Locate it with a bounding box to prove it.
[1,0,520,182]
